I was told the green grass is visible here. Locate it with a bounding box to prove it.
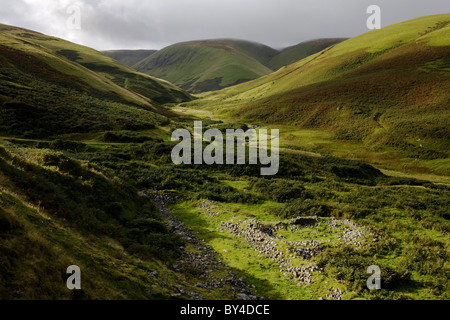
[192,13,449,102]
[176,14,450,179]
[134,38,343,93]
[169,175,449,300]
[30,34,192,104]
[134,40,276,93]
[0,188,167,299]
[1,118,448,300]
[0,139,269,300]
[169,201,313,300]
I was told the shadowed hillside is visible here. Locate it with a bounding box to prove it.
[0,24,192,137]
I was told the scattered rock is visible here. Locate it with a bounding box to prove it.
[327,218,378,247]
[199,200,220,217]
[219,219,320,284]
[326,287,343,300]
[147,193,257,300]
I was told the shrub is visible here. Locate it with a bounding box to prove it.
[102,131,155,143]
[198,183,260,204]
[253,179,311,202]
[317,247,412,294]
[271,199,332,218]
[49,139,86,152]
[0,208,23,235]
[331,163,383,185]
[42,153,83,176]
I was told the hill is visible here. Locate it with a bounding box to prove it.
[134,39,278,93]
[102,49,156,67]
[192,14,450,164]
[134,39,344,93]
[0,24,192,137]
[267,38,346,70]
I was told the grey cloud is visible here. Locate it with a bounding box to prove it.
[0,0,448,50]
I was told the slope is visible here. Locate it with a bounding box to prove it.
[133,38,344,93]
[134,39,278,93]
[102,49,156,67]
[0,24,192,137]
[268,38,347,70]
[194,14,450,162]
[0,137,259,300]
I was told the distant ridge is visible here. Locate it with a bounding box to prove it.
[268,38,347,70]
[102,49,157,67]
[131,38,345,93]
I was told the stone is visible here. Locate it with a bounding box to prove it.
[236,293,251,300]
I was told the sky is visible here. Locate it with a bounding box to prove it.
[0,0,449,51]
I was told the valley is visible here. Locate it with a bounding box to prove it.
[0,14,449,301]
[109,38,345,93]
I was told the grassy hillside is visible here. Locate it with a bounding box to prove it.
[102,50,156,68]
[0,24,192,137]
[0,136,264,300]
[134,39,343,93]
[29,34,192,105]
[134,39,277,93]
[268,38,346,70]
[0,144,179,299]
[188,14,450,172]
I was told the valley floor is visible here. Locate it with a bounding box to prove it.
[172,105,450,183]
[0,109,448,300]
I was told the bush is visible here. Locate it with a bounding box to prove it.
[253,179,311,202]
[42,153,83,176]
[0,149,182,263]
[271,199,332,218]
[331,163,383,185]
[399,235,447,277]
[102,131,155,143]
[199,183,260,204]
[317,247,412,294]
[0,208,23,235]
[50,139,86,152]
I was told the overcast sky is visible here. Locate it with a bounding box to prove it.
[0,0,449,50]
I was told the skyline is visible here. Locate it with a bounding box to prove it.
[0,0,449,51]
